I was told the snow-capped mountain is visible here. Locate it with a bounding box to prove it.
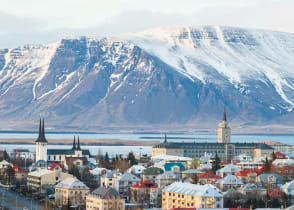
[0,26,294,131]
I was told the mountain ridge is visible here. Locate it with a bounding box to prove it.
[0,26,294,132]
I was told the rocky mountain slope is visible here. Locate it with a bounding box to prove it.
[0,26,294,132]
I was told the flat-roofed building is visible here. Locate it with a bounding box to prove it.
[86,187,125,210]
[27,169,72,192]
[55,177,90,207]
[162,182,223,210]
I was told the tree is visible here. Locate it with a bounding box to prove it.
[191,174,199,184]
[127,152,137,166]
[211,153,221,174]
[262,157,272,173]
[271,152,276,162]
[68,164,80,179]
[3,150,10,161]
[3,165,15,185]
[190,156,199,169]
[80,168,97,191]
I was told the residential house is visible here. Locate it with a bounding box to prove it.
[163,162,185,173]
[239,183,266,198]
[181,169,203,179]
[100,170,121,188]
[142,167,164,181]
[29,160,50,172]
[115,172,141,200]
[198,171,222,185]
[86,187,125,210]
[64,157,88,170]
[155,171,179,188]
[162,182,223,210]
[215,175,244,191]
[12,164,27,182]
[55,177,90,207]
[281,180,294,204]
[130,180,158,206]
[216,164,241,177]
[256,173,284,189]
[236,169,259,184]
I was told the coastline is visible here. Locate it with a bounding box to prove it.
[0,138,159,146]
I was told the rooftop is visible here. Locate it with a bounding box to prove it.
[163,182,223,197]
[56,177,89,189]
[91,187,121,199]
[28,169,55,177]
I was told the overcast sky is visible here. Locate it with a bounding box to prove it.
[1,0,294,48]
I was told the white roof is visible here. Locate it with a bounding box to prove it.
[0,160,11,167]
[272,159,294,166]
[56,177,89,189]
[28,169,55,177]
[127,165,146,174]
[90,168,107,176]
[217,164,241,173]
[216,175,244,185]
[117,172,141,182]
[152,155,192,161]
[281,180,294,190]
[163,182,223,197]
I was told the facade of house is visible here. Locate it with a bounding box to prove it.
[216,164,241,177]
[215,175,244,191]
[162,182,223,210]
[100,170,121,188]
[142,167,164,181]
[130,180,158,205]
[256,173,284,189]
[155,171,179,188]
[86,187,125,210]
[55,177,90,207]
[115,172,141,200]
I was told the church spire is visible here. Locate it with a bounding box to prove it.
[77,136,81,150]
[223,108,227,121]
[35,117,47,143]
[72,136,76,150]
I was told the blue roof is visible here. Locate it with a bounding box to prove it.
[163,162,185,171]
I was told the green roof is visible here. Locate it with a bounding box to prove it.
[182,169,203,174]
[143,167,164,175]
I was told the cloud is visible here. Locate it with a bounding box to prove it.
[0,0,294,48]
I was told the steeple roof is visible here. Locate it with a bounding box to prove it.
[35,118,48,143]
[76,136,81,150]
[223,108,227,121]
[72,136,76,150]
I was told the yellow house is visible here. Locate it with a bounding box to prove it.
[55,177,90,207]
[27,169,73,193]
[162,182,223,210]
[86,187,125,210]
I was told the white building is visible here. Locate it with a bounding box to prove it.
[35,118,47,162]
[162,182,223,209]
[216,164,241,177]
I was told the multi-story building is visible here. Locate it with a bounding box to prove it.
[162,182,223,210]
[115,172,141,200]
[55,177,90,207]
[215,174,244,191]
[100,170,121,188]
[152,110,273,162]
[86,187,125,210]
[27,169,72,192]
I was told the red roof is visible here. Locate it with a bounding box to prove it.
[198,171,222,179]
[274,152,287,159]
[266,189,285,198]
[222,162,237,165]
[48,163,66,172]
[131,180,158,189]
[236,169,259,177]
[12,165,26,174]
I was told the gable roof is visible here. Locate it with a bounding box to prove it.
[163,182,223,197]
[236,169,259,177]
[143,167,164,175]
[56,177,89,189]
[131,180,158,189]
[48,163,66,172]
[12,165,26,174]
[198,171,222,179]
[182,169,203,174]
[117,172,141,182]
[164,162,185,171]
[258,173,284,183]
[215,175,244,185]
[91,187,121,199]
[217,164,241,173]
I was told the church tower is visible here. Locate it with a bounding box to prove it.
[35,118,48,162]
[218,109,231,143]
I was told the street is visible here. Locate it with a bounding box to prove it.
[0,187,43,210]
